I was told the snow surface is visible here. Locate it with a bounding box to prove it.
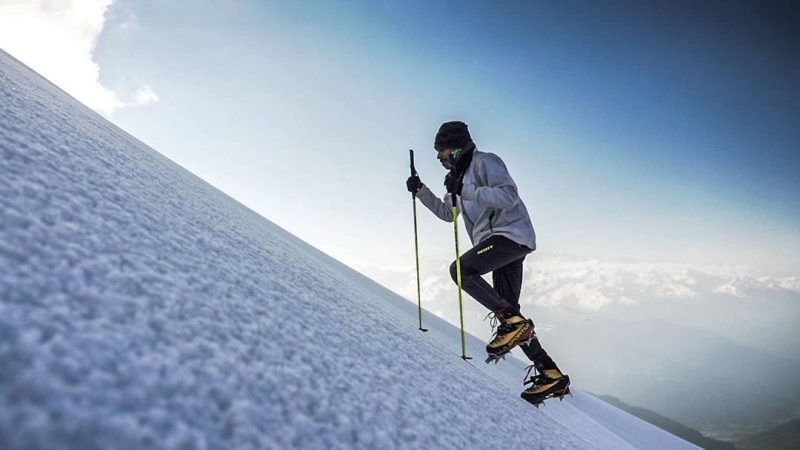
[0,49,698,449]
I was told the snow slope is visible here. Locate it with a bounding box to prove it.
[0,49,697,449]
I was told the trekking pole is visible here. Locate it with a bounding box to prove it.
[409,150,428,332]
[451,177,471,360]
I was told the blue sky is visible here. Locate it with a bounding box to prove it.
[2,0,798,275]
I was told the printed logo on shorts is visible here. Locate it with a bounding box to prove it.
[477,245,494,255]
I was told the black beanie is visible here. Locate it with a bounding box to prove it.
[434,121,472,150]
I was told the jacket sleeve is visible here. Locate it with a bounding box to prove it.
[459,153,519,208]
[416,185,455,222]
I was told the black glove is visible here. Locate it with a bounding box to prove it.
[406,175,423,194]
[444,171,463,195]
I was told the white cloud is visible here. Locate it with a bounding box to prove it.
[363,253,800,319]
[712,283,745,297]
[133,85,159,106]
[779,277,800,293]
[0,0,156,115]
[118,11,138,30]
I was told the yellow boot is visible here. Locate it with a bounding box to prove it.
[521,368,571,407]
[486,315,534,356]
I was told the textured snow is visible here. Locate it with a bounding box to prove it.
[0,49,697,449]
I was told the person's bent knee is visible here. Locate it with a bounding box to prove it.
[451,259,478,282]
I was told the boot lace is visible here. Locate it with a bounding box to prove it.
[484,312,499,333]
[485,312,515,344]
[523,364,548,387]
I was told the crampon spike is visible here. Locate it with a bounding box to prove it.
[485,353,507,364]
[553,387,571,402]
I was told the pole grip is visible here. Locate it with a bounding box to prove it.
[450,169,458,207]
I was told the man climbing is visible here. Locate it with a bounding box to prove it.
[406,120,570,406]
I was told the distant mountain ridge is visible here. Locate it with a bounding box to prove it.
[545,314,800,433]
[595,394,737,450]
[737,418,800,450]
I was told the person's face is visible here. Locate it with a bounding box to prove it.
[436,148,453,169]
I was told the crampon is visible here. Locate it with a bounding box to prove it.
[520,365,572,407]
[523,386,572,408]
[484,353,508,364]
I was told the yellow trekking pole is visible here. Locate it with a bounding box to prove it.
[450,178,471,360]
[409,150,428,332]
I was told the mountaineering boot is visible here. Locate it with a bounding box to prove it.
[520,368,571,407]
[486,314,534,356]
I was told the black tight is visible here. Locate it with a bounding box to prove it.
[449,235,560,370]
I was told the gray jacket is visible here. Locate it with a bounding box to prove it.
[416,149,536,250]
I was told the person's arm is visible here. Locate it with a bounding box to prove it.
[459,154,519,208]
[416,184,455,222]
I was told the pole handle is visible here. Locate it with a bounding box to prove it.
[450,169,459,207]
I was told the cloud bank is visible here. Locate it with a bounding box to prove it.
[356,254,800,355]
[0,0,156,115]
[362,255,799,313]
